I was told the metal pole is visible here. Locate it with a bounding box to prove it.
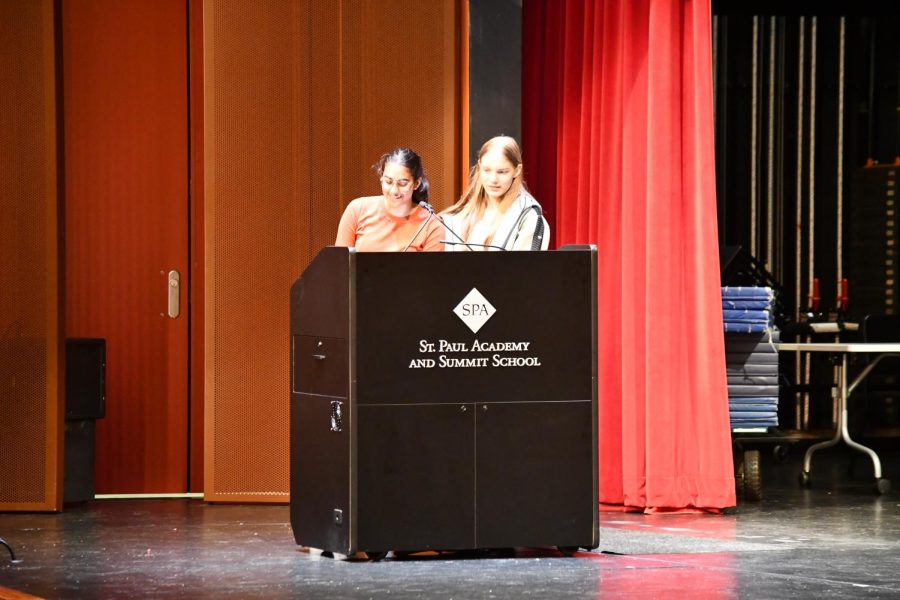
[795,17,806,430]
[767,17,776,272]
[751,16,759,258]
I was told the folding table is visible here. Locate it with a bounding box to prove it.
[778,342,898,494]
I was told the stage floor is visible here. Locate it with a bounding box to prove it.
[2,443,900,599]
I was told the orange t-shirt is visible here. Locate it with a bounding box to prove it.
[334,196,445,252]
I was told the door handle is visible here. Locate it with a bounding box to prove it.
[167,270,180,318]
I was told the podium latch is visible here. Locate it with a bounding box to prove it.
[330,400,343,432]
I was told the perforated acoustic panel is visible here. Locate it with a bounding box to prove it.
[204,0,460,501]
[0,0,62,512]
[340,1,460,210]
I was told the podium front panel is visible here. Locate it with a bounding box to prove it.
[354,251,593,405]
[357,404,476,551]
[474,400,594,548]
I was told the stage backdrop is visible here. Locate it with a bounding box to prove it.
[203,0,461,502]
[523,0,735,510]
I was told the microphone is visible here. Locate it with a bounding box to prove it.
[418,201,497,251]
[402,209,434,252]
[440,240,507,251]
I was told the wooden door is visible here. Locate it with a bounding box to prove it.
[62,0,189,493]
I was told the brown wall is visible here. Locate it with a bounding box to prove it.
[203,0,461,502]
[0,0,63,511]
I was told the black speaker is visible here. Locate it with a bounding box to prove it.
[64,338,105,503]
[65,338,105,420]
[64,420,96,503]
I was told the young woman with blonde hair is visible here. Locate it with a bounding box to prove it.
[441,136,549,251]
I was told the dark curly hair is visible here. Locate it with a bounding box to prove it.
[373,147,430,204]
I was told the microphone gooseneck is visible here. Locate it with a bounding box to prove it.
[440,241,507,251]
[419,201,500,251]
[402,208,434,252]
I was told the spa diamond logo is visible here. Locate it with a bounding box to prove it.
[453,288,496,334]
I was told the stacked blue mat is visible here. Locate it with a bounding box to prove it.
[723,286,779,429]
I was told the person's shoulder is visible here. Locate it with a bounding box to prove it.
[518,189,541,208]
[345,196,381,214]
[349,195,381,207]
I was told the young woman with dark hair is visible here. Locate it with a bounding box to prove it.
[335,148,444,252]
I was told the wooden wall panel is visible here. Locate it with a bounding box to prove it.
[340,1,461,210]
[204,0,306,501]
[204,0,461,501]
[0,0,63,512]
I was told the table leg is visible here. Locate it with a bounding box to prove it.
[801,355,845,482]
[840,355,883,480]
[801,354,890,493]
[801,420,841,484]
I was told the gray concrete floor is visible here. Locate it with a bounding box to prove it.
[2,441,900,598]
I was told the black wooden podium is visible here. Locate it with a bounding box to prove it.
[290,245,598,556]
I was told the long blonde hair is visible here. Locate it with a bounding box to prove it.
[444,136,529,240]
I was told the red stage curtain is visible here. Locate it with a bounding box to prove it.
[523,0,735,511]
